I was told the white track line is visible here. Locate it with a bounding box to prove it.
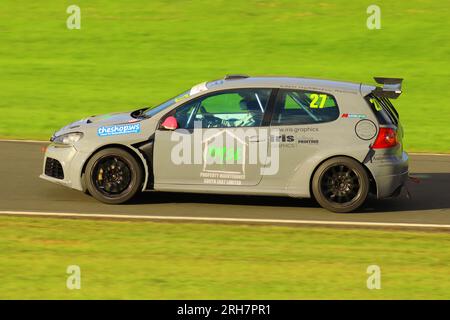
[0,210,449,229]
[0,139,48,144]
[409,153,450,157]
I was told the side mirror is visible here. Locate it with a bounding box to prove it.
[161,116,178,130]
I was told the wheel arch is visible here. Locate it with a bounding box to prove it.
[308,155,377,200]
[81,143,149,192]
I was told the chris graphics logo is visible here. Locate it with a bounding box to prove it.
[97,123,141,137]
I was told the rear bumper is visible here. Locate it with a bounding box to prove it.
[375,170,409,198]
[366,151,409,199]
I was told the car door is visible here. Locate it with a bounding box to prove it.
[264,88,340,187]
[153,88,273,186]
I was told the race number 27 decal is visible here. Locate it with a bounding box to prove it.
[309,93,328,108]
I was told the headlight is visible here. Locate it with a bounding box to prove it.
[52,132,84,145]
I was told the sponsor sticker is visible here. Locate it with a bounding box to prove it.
[189,82,208,96]
[174,93,190,103]
[298,137,319,145]
[279,127,319,133]
[97,123,141,137]
[341,113,367,119]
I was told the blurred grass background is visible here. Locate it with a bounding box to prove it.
[0,0,448,151]
[1,216,449,299]
[1,1,449,300]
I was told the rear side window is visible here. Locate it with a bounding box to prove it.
[271,89,339,125]
[366,94,399,125]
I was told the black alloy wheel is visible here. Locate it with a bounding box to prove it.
[85,148,143,204]
[312,157,369,213]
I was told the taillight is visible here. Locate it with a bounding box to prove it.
[372,127,398,149]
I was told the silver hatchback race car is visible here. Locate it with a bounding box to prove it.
[41,75,408,212]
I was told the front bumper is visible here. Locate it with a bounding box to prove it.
[366,151,409,199]
[40,144,90,191]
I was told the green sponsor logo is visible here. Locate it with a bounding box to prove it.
[207,146,241,162]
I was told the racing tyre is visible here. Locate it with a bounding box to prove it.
[312,157,369,213]
[85,148,143,204]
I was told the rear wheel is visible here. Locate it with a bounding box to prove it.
[312,157,369,213]
[85,148,143,204]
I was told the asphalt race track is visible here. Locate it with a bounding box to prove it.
[0,141,449,229]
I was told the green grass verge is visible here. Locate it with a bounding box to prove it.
[0,0,449,152]
[0,216,449,299]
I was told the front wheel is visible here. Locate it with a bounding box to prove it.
[85,148,143,204]
[312,157,369,213]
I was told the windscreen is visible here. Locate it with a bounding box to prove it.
[144,90,190,117]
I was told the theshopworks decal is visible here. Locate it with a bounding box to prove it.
[97,123,141,137]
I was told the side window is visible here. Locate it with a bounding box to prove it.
[173,88,272,129]
[271,89,339,125]
[170,99,199,129]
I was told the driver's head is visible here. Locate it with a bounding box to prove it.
[239,91,264,111]
[239,91,253,101]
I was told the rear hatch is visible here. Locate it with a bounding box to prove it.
[364,77,404,153]
[366,94,404,148]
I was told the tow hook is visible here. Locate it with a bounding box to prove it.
[409,175,421,184]
[404,184,412,199]
[404,175,421,199]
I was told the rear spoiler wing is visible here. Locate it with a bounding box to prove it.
[372,77,403,99]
